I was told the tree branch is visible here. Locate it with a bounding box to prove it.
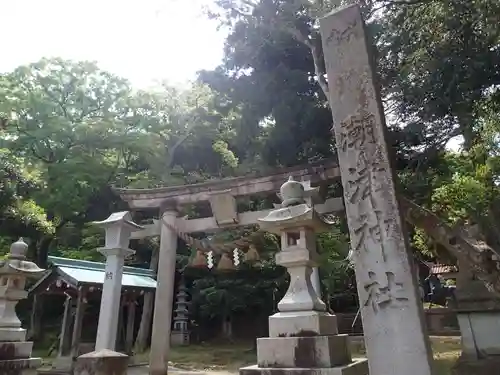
[283,26,330,101]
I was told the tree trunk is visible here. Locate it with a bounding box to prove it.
[36,236,53,269]
[399,197,500,298]
[134,248,160,353]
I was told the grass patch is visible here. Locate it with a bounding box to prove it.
[423,302,448,310]
[42,336,461,374]
[135,336,461,374]
[134,341,256,371]
[432,336,461,375]
[350,336,460,375]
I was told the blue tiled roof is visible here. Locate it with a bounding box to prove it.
[46,256,157,290]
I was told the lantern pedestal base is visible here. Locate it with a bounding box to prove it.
[0,328,27,342]
[0,341,41,375]
[74,350,128,375]
[0,357,42,375]
[257,335,352,368]
[241,312,368,375]
[269,311,338,337]
[240,359,368,375]
[171,330,190,346]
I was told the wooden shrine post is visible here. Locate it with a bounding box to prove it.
[70,288,87,361]
[320,4,434,375]
[58,295,73,358]
[125,297,137,355]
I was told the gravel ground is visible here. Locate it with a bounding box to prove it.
[127,366,235,375]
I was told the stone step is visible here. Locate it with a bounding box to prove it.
[269,311,338,337]
[241,358,369,375]
[0,357,42,374]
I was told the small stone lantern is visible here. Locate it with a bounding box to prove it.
[0,238,45,375]
[171,281,191,346]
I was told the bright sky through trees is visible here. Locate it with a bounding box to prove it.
[0,0,464,151]
[0,0,226,88]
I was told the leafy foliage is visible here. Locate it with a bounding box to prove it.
[0,149,52,241]
[3,0,500,344]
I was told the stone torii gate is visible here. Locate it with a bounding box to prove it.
[115,160,345,375]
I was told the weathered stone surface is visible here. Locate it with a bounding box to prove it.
[131,197,344,238]
[240,359,368,375]
[0,239,44,375]
[208,190,238,226]
[261,212,327,313]
[257,335,351,368]
[242,180,367,375]
[269,311,338,337]
[171,331,190,346]
[115,160,341,209]
[52,355,72,371]
[452,356,500,375]
[94,213,141,351]
[74,349,128,375]
[0,342,33,360]
[457,312,500,357]
[171,281,190,347]
[453,261,500,361]
[0,328,27,342]
[149,207,178,375]
[0,357,41,375]
[320,4,433,375]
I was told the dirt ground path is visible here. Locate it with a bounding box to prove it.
[127,366,236,375]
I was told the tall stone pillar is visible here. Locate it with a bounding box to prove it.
[94,212,143,351]
[150,201,178,375]
[0,238,45,375]
[320,4,434,375]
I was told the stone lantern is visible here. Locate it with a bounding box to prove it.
[0,238,45,375]
[239,178,367,375]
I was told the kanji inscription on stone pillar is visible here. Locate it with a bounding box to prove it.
[320,4,434,375]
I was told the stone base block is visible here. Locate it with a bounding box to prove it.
[0,357,41,375]
[452,356,500,375]
[457,312,500,357]
[0,328,27,342]
[74,349,128,375]
[52,356,72,371]
[257,336,351,368]
[269,311,338,337]
[240,358,368,375]
[171,331,190,346]
[37,370,70,375]
[348,336,365,355]
[0,341,34,359]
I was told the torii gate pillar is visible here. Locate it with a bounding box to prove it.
[149,201,178,375]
